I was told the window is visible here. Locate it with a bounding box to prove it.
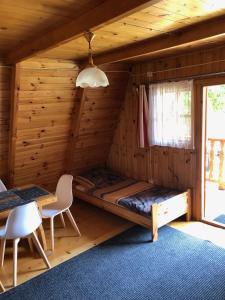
[148,80,194,149]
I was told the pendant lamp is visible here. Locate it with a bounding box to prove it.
[76,30,109,88]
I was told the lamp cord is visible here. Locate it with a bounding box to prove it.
[88,39,94,66]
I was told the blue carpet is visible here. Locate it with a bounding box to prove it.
[214,214,225,224]
[2,226,225,300]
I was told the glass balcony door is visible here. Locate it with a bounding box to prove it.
[203,84,225,226]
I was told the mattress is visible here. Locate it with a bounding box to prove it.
[75,168,181,217]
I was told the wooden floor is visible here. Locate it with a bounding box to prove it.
[1,200,225,292]
[0,201,133,290]
[170,220,225,249]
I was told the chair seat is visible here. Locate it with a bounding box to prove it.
[0,226,6,238]
[41,208,63,218]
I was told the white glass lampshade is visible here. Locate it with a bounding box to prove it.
[76,66,109,88]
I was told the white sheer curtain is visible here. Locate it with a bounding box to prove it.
[148,80,194,149]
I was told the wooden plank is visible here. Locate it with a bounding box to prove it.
[93,15,225,65]
[151,203,158,241]
[66,89,86,173]
[8,64,20,187]
[0,66,10,184]
[7,0,160,63]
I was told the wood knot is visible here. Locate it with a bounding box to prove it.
[43,162,48,168]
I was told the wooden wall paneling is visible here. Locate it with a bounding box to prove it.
[132,45,225,83]
[107,48,214,215]
[9,59,79,191]
[69,65,130,177]
[7,60,129,191]
[66,88,86,173]
[0,65,11,184]
[108,44,225,219]
[107,80,152,182]
[109,106,196,189]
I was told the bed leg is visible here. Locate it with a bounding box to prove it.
[151,203,158,242]
[186,189,192,222]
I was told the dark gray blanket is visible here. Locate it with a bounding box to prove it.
[118,186,181,217]
[78,167,182,218]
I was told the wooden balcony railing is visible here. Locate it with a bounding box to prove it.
[206,138,225,189]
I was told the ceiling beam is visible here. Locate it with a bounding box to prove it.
[92,15,225,65]
[7,0,160,63]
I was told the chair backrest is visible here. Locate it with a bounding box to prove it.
[5,202,42,239]
[55,174,73,209]
[0,180,7,192]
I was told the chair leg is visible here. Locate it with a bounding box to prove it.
[37,224,48,252]
[31,232,51,269]
[0,280,5,293]
[13,238,20,287]
[66,209,81,237]
[60,213,66,228]
[50,217,55,251]
[0,239,6,267]
[27,237,34,254]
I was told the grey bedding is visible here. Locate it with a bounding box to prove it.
[76,168,182,217]
[118,186,181,217]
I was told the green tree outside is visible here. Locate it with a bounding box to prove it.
[207,85,225,112]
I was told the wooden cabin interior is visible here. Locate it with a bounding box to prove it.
[0,0,225,298]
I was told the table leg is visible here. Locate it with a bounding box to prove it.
[37,224,48,252]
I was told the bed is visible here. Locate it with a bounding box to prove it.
[74,168,191,241]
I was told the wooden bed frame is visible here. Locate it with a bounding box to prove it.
[74,187,192,241]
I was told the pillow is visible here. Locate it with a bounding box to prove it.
[75,184,89,192]
[75,176,96,189]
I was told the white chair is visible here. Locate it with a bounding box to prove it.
[0,202,51,287]
[42,174,81,251]
[0,180,7,192]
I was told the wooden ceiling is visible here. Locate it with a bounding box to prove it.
[39,0,225,61]
[0,0,104,55]
[1,0,225,64]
